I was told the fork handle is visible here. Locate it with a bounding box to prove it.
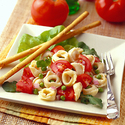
[107,74,119,119]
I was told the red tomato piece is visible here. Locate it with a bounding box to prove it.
[51,60,73,76]
[16,76,33,94]
[23,67,34,78]
[95,57,101,62]
[77,74,93,88]
[57,86,75,101]
[31,0,69,27]
[77,54,92,72]
[51,45,65,54]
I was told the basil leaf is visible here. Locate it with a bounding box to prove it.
[78,42,99,58]
[2,81,17,92]
[80,94,103,108]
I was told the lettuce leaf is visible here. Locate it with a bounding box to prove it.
[17,25,79,62]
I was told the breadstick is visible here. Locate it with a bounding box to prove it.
[0,20,101,68]
[0,11,89,85]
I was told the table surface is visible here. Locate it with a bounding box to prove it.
[0,0,125,124]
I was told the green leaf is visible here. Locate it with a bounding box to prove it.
[78,42,90,50]
[63,45,74,52]
[78,42,99,58]
[56,37,79,51]
[17,25,66,62]
[36,56,52,71]
[80,94,103,108]
[2,81,17,92]
[17,34,43,62]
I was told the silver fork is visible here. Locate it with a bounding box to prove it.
[101,53,119,119]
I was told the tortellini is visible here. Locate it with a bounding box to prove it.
[71,62,85,75]
[93,73,107,87]
[40,51,53,60]
[29,60,42,77]
[85,55,95,65]
[94,62,105,73]
[62,69,77,87]
[33,77,43,91]
[68,48,82,62]
[39,88,56,101]
[73,82,83,101]
[44,71,62,88]
[52,50,69,62]
[82,85,98,96]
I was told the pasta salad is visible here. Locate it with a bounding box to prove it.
[6,45,106,108]
[2,26,107,108]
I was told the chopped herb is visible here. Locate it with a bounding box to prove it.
[37,56,51,71]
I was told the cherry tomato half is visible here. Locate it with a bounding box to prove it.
[51,60,73,76]
[51,45,65,54]
[77,74,93,88]
[95,56,101,62]
[16,76,33,94]
[77,54,92,72]
[57,86,75,101]
[31,0,69,27]
[23,67,34,78]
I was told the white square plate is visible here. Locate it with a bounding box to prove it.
[0,24,125,117]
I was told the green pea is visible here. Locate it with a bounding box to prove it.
[95,69,99,74]
[61,85,66,90]
[93,65,98,70]
[49,79,55,82]
[33,89,38,95]
[86,85,91,89]
[40,82,44,88]
[96,74,102,79]
[39,73,43,79]
[98,87,104,93]
[41,66,47,71]
[60,95,65,101]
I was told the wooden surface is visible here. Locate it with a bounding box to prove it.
[0,0,125,124]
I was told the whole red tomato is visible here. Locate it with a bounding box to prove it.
[95,0,125,22]
[31,0,69,27]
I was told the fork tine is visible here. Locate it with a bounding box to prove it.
[109,53,114,72]
[105,53,110,72]
[101,53,104,63]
